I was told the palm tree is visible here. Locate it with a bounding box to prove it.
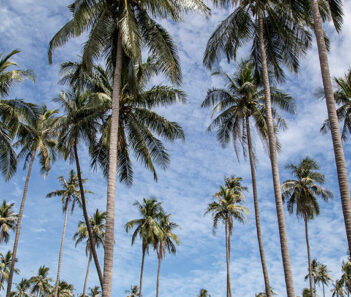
[88,286,101,297]
[331,279,346,297]
[305,259,320,292]
[0,252,19,291]
[201,59,295,295]
[0,50,35,180]
[315,264,332,297]
[56,281,74,297]
[282,157,333,297]
[204,176,249,297]
[255,288,276,297]
[29,266,53,297]
[125,285,139,297]
[47,170,90,297]
[74,209,106,297]
[198,289,211,297]
[6,106,59,297]
[203,1,312,295]
[126,198,164,297]
[155,214,179,297]
[48,1,209,295]
[0,201,18,244]
[11,278,31,297]
[341,261,351,296]
[302,288,313,297]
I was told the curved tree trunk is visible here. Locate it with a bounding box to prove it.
[102,30,122,297]
[139,246,146,297]
[246,117,272,297]
[6,151,36,297]
[258,11,295,297]
[74,143,103,287]
[156,246,161,297]
[304,216,314,297]
[54,197,70,297]
[309,0,351,251]
[83,251,92,297]
[225,217,232,297]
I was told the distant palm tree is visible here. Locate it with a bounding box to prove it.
[255,288,277,297]
[125,285,139,297]
[315,264,332,297]
[0,251,19,291]
[29,266,53,297]
[305,259,320,292]
[126,198,164,297]
[198,289,211,297]
[155,214,179,297]
[302,288,312,297]
[6,106,59,297]
[11,278,31,297]
[331,279,345,297]
[0,201,18,244]
[56,281,74,297]
[88,286,101,297]
[204,176,249,297]
[47,170,91,297]
[282,157,333,297]
[74,209,106,297]
[341,260,351,296]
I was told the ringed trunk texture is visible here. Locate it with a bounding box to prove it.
[304,216,314,297]
[225,218,232,297]
[102,30,123,297]
[54,197,70,297]
[156,247,161,297]
[139,247,146,297]
[310,0,351,251]
[74,143,103,286]
[258,11,295,297]
[246,117,272,297]
[6,151,36,297]
[83,252,92,297]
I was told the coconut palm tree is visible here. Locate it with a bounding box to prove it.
[0,252,19,292]
[282,157,333,297]
[332,279,346,297]
[198,289,211,297]
[55,281,74,297]
[6,106,59,297]
[155,214,179,297]
[48,1,209,295]
[204,176,249,297]
[201,59,295,295]
[125,285,139,297]
[11,278,31,297]
[341,261,351,296]
[126,198,164,297]
[47,170,91,297]
[0,201,18,244]
[305,259,320,292]
[315,264,332,297]
[0,50,35,180]
[74,209,106,297]
[88,286,101,297]
[29,266,53,297]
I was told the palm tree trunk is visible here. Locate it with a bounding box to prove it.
[83,251,92,297]
[225,217,232,297]
[102,30,122,297]
[304,216,314,297]
[156,246,161,297]
[246,117,272,297]
[74,143,103,287]
[54,197,70,297]
[323,283,325,297]
[258,11,295,297]
[309,0,351,252]
[6,151,36,297]
[139,246,146,297]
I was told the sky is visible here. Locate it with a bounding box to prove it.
[1,1,351,297]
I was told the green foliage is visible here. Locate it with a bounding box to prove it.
[0,201,18,244]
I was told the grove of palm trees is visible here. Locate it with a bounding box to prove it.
[2,0,351,296]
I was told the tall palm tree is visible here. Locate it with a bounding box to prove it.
[47,170,90,297]
[6,106,59,297]
[306,0,351,253]
[0,252,19,292]
[204,176,249,297]
[29,266,53,297]
[155,214,179,297]
[0,201,18,244]
[74,209,106,297]
[48,1,209,295]
[0,50,35,180]
[201,59,295,296]
[125,285,139,297]
[11,278,31,297]
[203,1,312,295]
[198,289,211,297]
[332,279,346,297]
[315,264,332,297]
[126,198,164,297]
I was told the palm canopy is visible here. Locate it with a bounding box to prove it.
[198,289,211,297]
[157,213,180,259]
[11,278,31,297]
[0,201,18,244]
[56,281,74,297]
[88,286,101,297]
[29,266,53,297]
[125,285,139,297]
[331,279,346,297]
[281,157,333,220]
[201,59,295,158]
[315,264,332,287]
[0,251,19,290]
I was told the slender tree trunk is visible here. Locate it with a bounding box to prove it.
[74,143,103,287]
[139,246,146,297]
[225,217,232,297]
[309,0,351,252]
[258,11,295,297]
[156,246,161,297]
[323,283,325,297]
[246,117,272,297]
[102,30,123,297]
[6,151,36,297]
[83,251,92,297]
[304,216,314,297]
[54,197,70,297]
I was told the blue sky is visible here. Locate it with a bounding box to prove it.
[1,1,351,296]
